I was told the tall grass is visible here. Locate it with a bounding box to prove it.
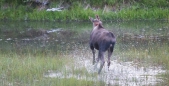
[1,7,169,21]
[0,1,169,21]
[0,50,104,86]
[0,52,62,85]
[115,40,169,67]
[113,40,169,85]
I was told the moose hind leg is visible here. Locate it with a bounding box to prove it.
[90,44,96,65]
[107,46,114,70]
[98,51,105,74]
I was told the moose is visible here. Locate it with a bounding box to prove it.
[89,15,116,74]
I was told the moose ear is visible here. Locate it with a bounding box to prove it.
[89,16,94,22]
[96,15,100,20]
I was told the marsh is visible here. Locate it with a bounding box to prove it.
[0,20,168,86]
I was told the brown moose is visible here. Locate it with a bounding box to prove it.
[89,15,116,74]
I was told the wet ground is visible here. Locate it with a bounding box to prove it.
[0,21,169,85]
[44,50,166,86]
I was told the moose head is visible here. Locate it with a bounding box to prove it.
[89,15,103,27]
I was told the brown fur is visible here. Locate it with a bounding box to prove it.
[89,15,116,74]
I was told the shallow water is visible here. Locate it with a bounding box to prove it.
[44,51,166,86]
[0,20,169,85]
[44,43,167,86]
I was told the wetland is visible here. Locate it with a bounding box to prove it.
[0,20,169,86]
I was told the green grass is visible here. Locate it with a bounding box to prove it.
[113,40,169,85]
[0,51,104,86]
[115,41,169,67]
[2,8,169,21]
[0,40,169,85]
[0,3,169,21]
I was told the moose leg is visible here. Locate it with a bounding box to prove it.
[107,46,114,70]
[90,44,96,65]
[98,51,105,74]
[92,49,96,65]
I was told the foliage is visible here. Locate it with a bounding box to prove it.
[138,0,169,8]
[0,0,169,21]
